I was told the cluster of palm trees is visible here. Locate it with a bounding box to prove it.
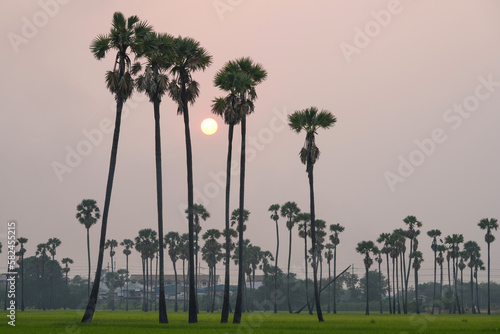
[355,216,498,316]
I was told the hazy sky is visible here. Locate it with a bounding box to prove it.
[1,0,499,285]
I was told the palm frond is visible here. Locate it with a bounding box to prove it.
[90,34,110,59]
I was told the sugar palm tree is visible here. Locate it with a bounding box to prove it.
[474,258,485,313]
[445,233,464,314]
[289,107,336,322]
[83,12,152,323]
[427,229,441,314]
[330,223,345,314]
[134,32,174,322]
[463,240,480,314]
[412,251,424,314]
[61,257,73,309]
[47,237,61,309]
[135,228,158,312]
[458,253,466,314]
[280,201,301,313]
[202,229,222,312]
[120,239,134,311]
[17,237,28,311]
[105,239,118,273]
[324,244,333,313]
[375,249,383,313]
[268,203,280,313]
[436,244,446,314]
[212,75,242,322]
[478,217,498,314]
[377,233,392,314]
[356,240,377,315]
[296,212,312,315]
[214,58,267,325]
[165,231,181,312]
[190,203,210,306]
[167,36,212,323]
[35,243,49,310]
[76,199,101,296]
[402,215,421,314]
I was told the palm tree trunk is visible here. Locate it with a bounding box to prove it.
[460,269,464,314]
[287,226,293,314]
[453,257,460,314]
[87,227,91,297]
[81,88,124,323]
[155,256,158,311]
[145,258,149,311]
[378,260,382,313]
[126,254,129,312]
[173,260,178,312]
[195,230,199,314]
[180,77,197,324]
[395,256,400,314]
[475,270,481,314]
[65,271,68,310]
[153,95,168,322]
[415,267,419,314]
[447,257,452,314]
[399,253,404,314]
[212,265,217,312]
[405,239,413,314]
[183,259,187,312]
[385,253,391,314]
[142,257,146,312]
[439,262,443,314]
[50,258,54,309]
[21,254,25,312]
[221,123,234,323]
[274,220,279,313]
[432,248,437,314]
[307,162,323,322]
[334,245,337,314]
[304,225,312,315]
[327,260,331,313]
[470,267,475,314]
[150,257,154,311]
[233,115,247,324]
[365,266,369,316]
[487,241,490,314]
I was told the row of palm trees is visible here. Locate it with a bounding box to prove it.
[355,216,498,316]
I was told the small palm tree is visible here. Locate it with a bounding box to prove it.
[268,203,280,313]
[165,231,181,312]
[445,233,464,314]
[105,239,118,273]
[427,229,441,314]
[458,253,467,314]
[436,244,446,314]
[477,217,498,314]
[474,258,485,313]
[61,257,73,310]
[412,251,424,314]
[76,199,101,296]
[83,13,152,323]
[16,237,28,311]
[35,243,49,310]
[296,212,312,315]
[280,201,301,313]
[463,240,480,314]
[47,237,61,309]
[403,215,422,314]
[330,223,345,314]
[120,239,134,311]
[377,233,392,314]
[324,244,333,313]
[202,229,222,312]
[289,107,336,322]
[356,240,377,315]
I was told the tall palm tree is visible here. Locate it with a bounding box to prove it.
[47,237,61,309]
[212,73,243,322]
[16,237,28,311]
[464,240,480,314]
[402,215,421,314]
[168,36,212,323]
[356,240,377,316]
[214,58,268,325]
[134,32,174,323]
[412,251,424,314]
[324,244,333,313]
[330,223,345,314]
[83,12,152,323]
[61,258,73,310]
[268,203,280,313]
[279,201,301,313]
[436,244,446,314]
[105,239,118,273]
[76,199,101,297]
[478,217,498,314]
[120,239,134,311]
[377,233,392,314]
[296,212,312,315]
[289,107,336,322]
[427,229,441,314]
[165,231,181,312]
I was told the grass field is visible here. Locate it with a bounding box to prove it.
[1,310,500,333]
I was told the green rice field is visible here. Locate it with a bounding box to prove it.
[1,310,500,333]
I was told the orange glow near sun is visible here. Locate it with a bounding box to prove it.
[201,118,218,135]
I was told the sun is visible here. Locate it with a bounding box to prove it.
[201,118,218,135]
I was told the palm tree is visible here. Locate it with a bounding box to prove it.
[463,240,480,314]
[280,201,300,313]
[458,253,466,314]
[474,258,485,313]
[330,223,345,314]
[76,199,101,297]
[190,203,210,307]
[165,231,181,312]
[390,231,405,314]
[377,233,392,314]
[324,244,333,313]
[134,32,174,323]
[105,239,118,273]
[47,237,61,309]
[168,36,212,323]
[478,217,498,314]
[289,107,336,322]
[445,234,464,314]
[35,243,49,310]
[427,229,441,314]
[268,203,280,313]
[212,73,243,322]
[178,233,189,312]
[356,240,377,315]
[135,228,158,312]
[296,212,312,315]
[202,229,222,312]
[412,251,424,314]
[61,258,73,310]
[17,237,28,311]
[402,215,422,314]
[83,12,152,324]
[120,239,134,311]
[375,249,383,313]
[436,244,446,314]
[215,58,267,325]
